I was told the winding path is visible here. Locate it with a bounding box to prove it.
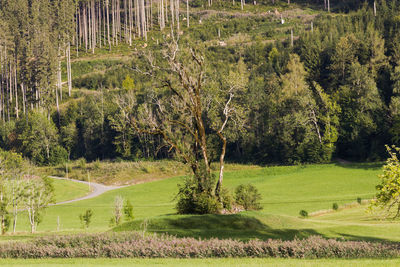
[49,176,127,205]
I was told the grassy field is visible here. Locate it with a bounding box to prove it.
[2,258,400,267]
[6,162,396,243]
[51,178,91,203]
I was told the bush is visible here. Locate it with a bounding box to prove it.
[219,187,234,211]
[299,210,308,218]
[332,203,339,211]
[193,193,222,214]
[176,177,221,214]
[78,158,87,169]
[0,233,399,259]
[234,184,262,210]
[124,200,134,221]
[79,209,93,229]
[357,197,362,204]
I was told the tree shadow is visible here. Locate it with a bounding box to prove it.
[114,214,321,241]
[333,161,384,170]
[331,232,400,244]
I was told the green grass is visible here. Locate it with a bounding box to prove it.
[51,178,90,203]
[2,258,400,267]
[6,162,394,243]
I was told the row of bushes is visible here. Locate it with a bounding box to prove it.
[1,233,399,258]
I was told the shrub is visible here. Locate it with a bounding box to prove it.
[357,197,362,204]
[193,193,222,214]
[219,187,234,211]
[124,200,134,221]
[1,215,10,235]
[234,184,262,210]
[113,196,123,226]
[79,209,93,229]
[93,159,101,170]
[299,210,308,218]
[332,203,339,210]
[0,233,399,259]
[78,158,87,169]
[176,176,221,214]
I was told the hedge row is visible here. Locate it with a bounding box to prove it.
[0,233,399,259]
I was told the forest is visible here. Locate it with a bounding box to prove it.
[0,0,399,167]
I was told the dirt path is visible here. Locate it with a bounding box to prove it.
[50,176,127,205]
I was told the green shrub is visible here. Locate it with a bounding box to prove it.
[332,203,339,211]
[176,177,221,214]
[299,210,308,218]
[93,159,101,170]
[124,200,134,221]
[219,187,234,211]
[193,193,222,214]
[78,158,87,169]
[357,197,362,204]
[234,184,262,210]
[79,209,93,229]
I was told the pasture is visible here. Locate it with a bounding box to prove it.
[5,162,396,244]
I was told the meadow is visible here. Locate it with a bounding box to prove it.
[5,162,396,244]
[52,178,91,203]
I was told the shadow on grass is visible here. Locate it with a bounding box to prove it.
[332,232,400,244]
[333,161,384,170]
[113,214,320,241]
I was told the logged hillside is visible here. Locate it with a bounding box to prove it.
[0,0,400,168]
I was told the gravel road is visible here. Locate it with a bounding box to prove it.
[50,176,126,205]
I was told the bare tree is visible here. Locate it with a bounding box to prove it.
[23,177,54,233]
[116,38,247,201]
[113,195,124,225]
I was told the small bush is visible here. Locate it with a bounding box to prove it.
[299,210,308,218]
[79,209,93,229]
[234,184,262,210]
[93,159,101,170]
[113,196,123,226]
[176,177,221,215]
[332,203,339,211]
[357,197,362,204]
[78,158,87,169]
[219,187,234,211]
[193,193,222,214]
[124,200,134,221]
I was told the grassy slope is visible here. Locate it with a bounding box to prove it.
[38,160,258,185]
[2,258,400,267]
[51,178,90,203]
[10,162,399,243]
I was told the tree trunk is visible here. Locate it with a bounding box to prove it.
[67,42,72,97]
[291,28,294,47]
[215,132,226,196]
[186,0,189,28]
[14,63,18,119]
[176,0,179,31]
